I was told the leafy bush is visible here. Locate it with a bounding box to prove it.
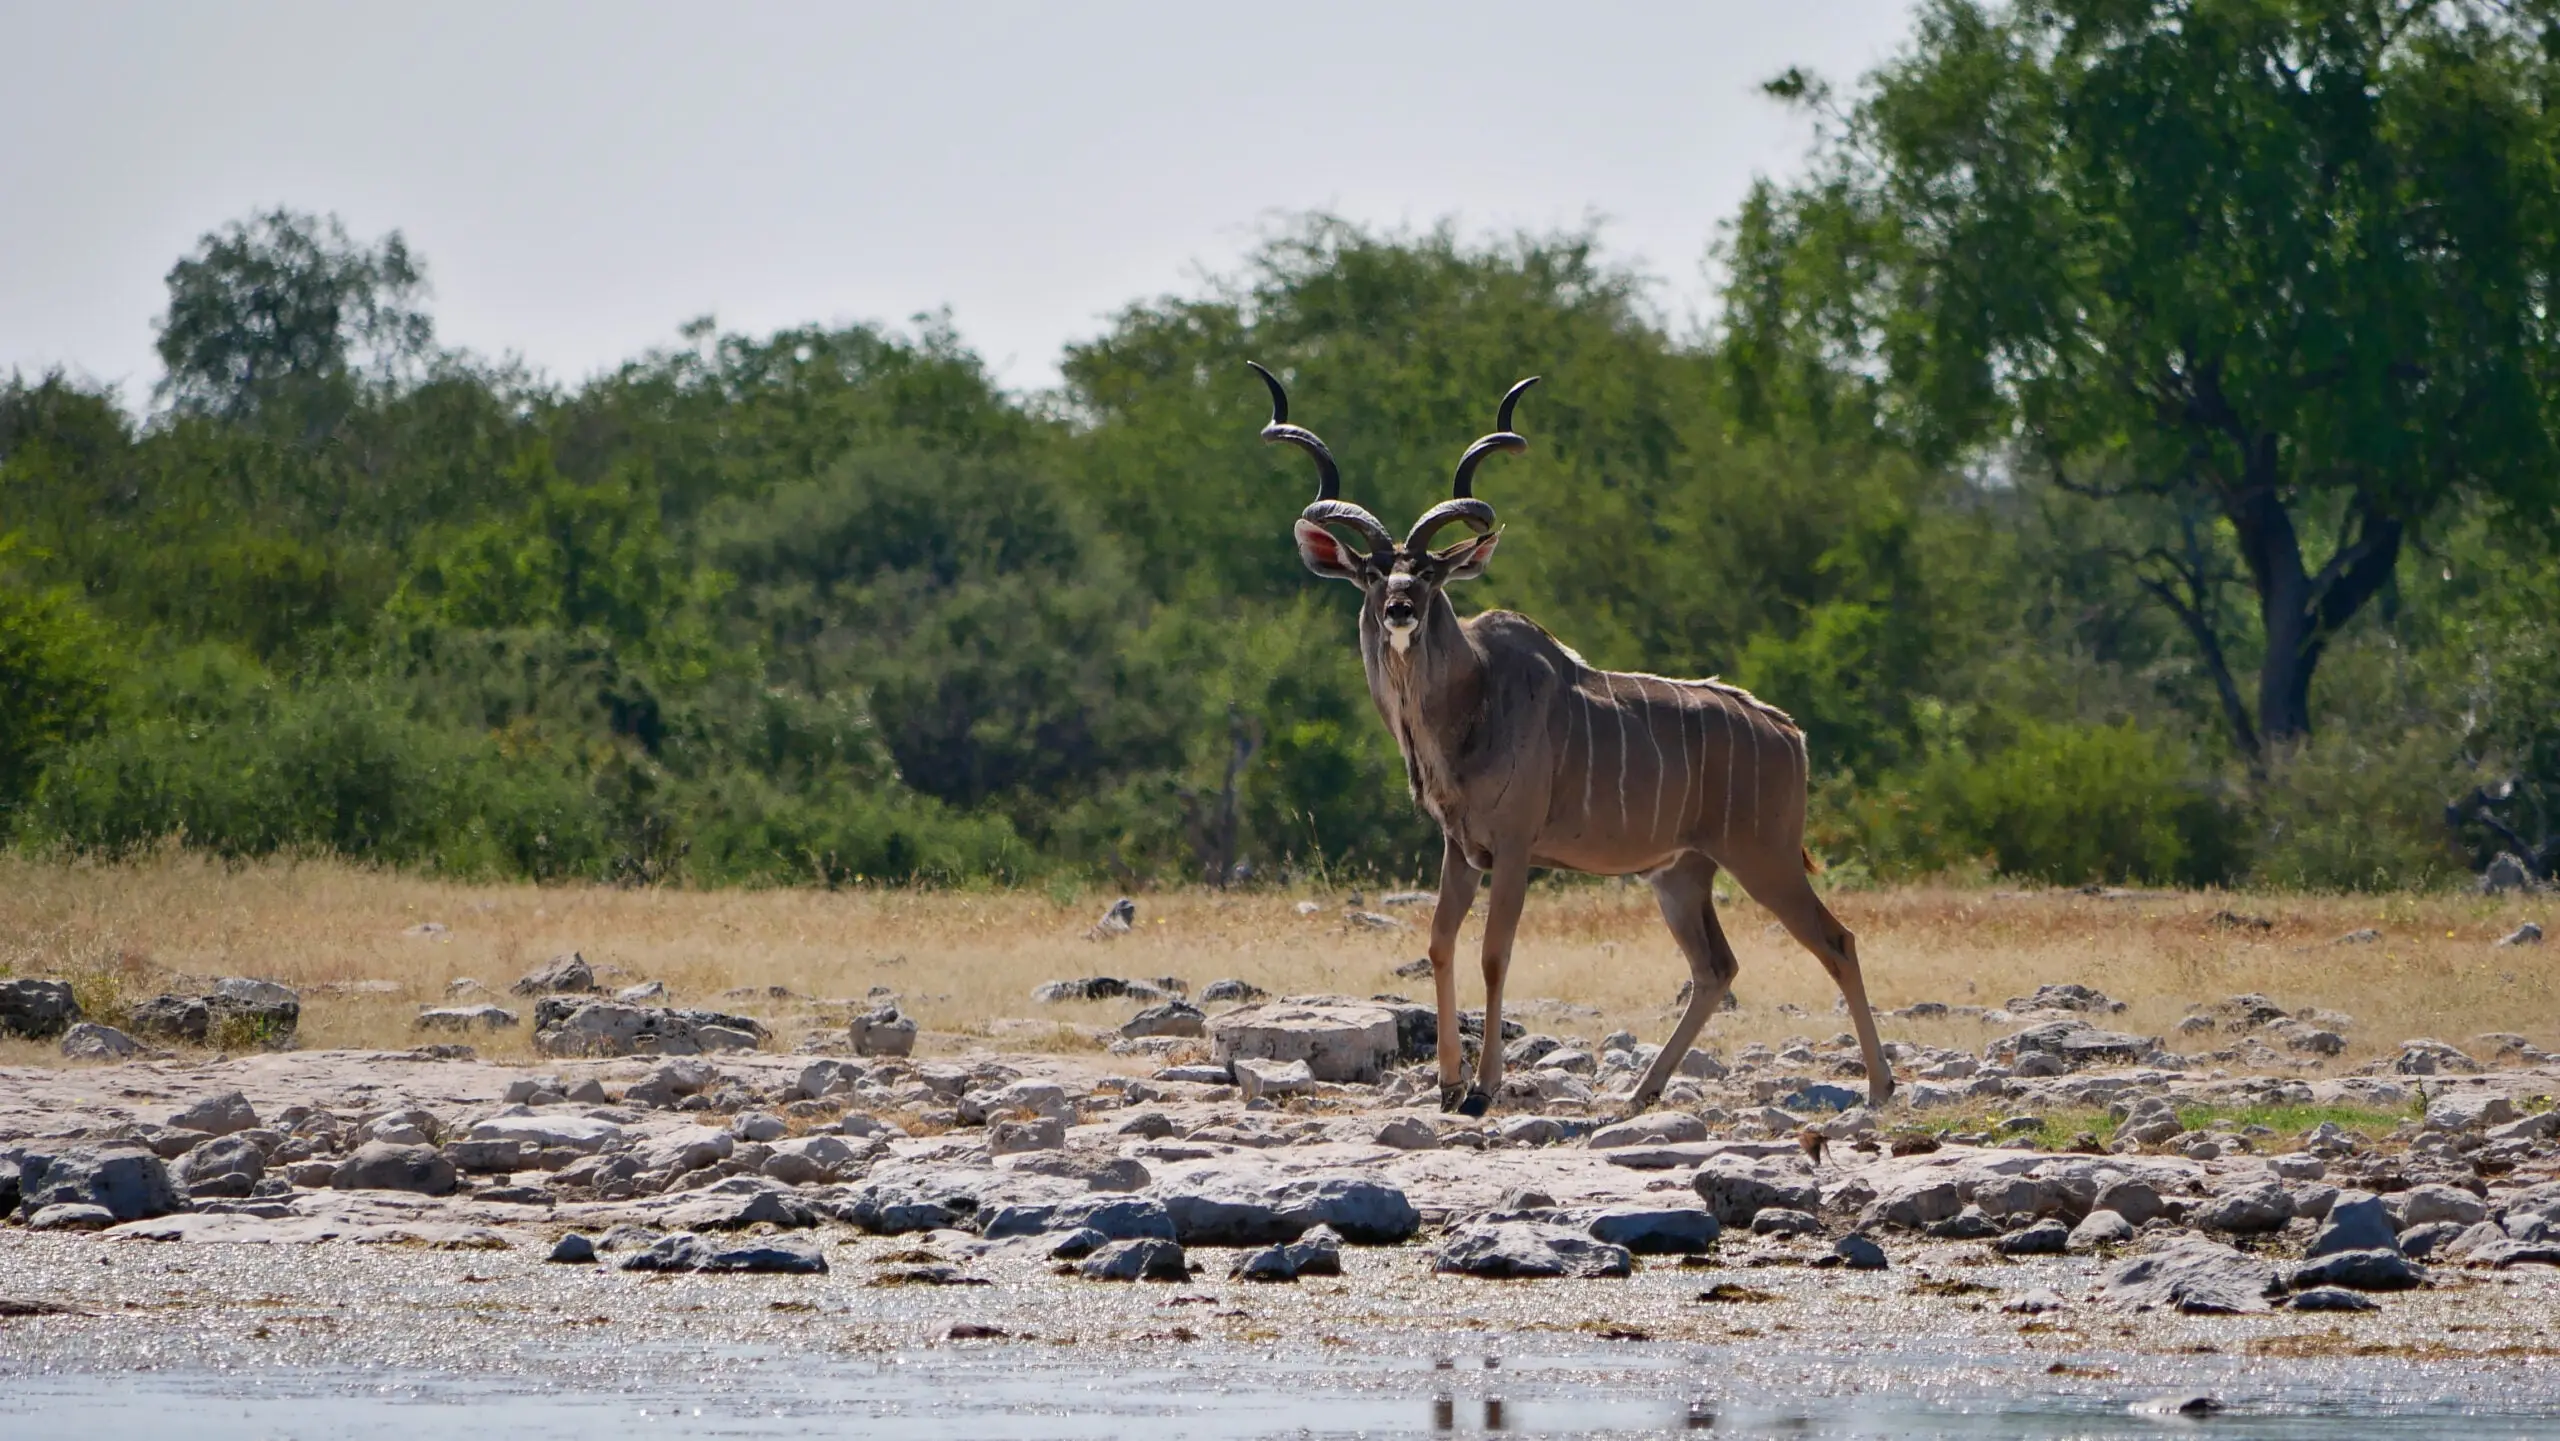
[2247,731,2470,893]
[0,536,115,815]
[1823,711,2241,886]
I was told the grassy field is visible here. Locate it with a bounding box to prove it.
[0,856,2551,1069]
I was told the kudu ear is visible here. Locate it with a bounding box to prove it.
[1438,529,1500,582]
[1294,519,1369,582]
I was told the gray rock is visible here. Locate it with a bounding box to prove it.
[2068,1210,2136,1250]
[1434,1221,1632,1279]
[443,1139,529,1174]
[1208,999,1401,1084]
[1777,1083,1862,1113]
[2496,921,2544,946]
[127,994,211,1043]
[532,1000,765,1059]
[1081,1157,1151,1192]
[1047,1228,1109,1260]
[662,1177,820,1231]
[1373,1116,1440,1151]
[1586,1206,1721,1254]
[840,1177,974,1235]
[15,1146,184,1221]
[1199,979,1268,1004]
[2308,1191,2398,1258]
[2006,983,2123,1014]
[172,1135,265,1199]
[2194,1179,2293,1235]
[168,1092,259,1137]
[1996,1219,2072,1256]
[548,1233,598,1263]
[1862,1178,1963,1231]
[415,1005,519,1032]
[2394,1039,2481,1075]
[2289,1286,2377,1312]
[1231,1057,1315,1095]
[2114,1098,2184,1146]
[2425,1093,2517,1131]
[2290,1247,2424,1291]
[2463,1239,2560,1269]
[1923,1205,2003,1240]
[1232,1223,1344,1282]
[731,1112,787,1143]
[2092,1177,2167,1226]
[58,1022,140,1061]
[0,978,81,1039]
[468,1113,626,1154]
[2004,1287,2070,1315]
[1587,1112,1712,1150]
[513,952,596,996]
[1080,1237,1188,1281]
[1121,1001,1206,1039]
[2397,1220,2468,1259]
[1155,1171,1419,1245]
[1691,1152,1821,1227]
[761,1135,862,1187]
[331,1142,458,1196]
[2400,1182,2488,1229]
[1989,1019,2154,1070]
[2480,853,2536,893]
[620,1232,826,1274]
[28,1203,118,1231]
[2102,1241,2279,1314]
[1033,975,1154,1003]
[988,1117,1066,1155]
[1751,1207,1824,1238]
[624,1059,719,1107]
[848,1006,917,1058]
[1827,1233,1889,1270]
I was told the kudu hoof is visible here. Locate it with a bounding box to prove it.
[1454,1087,1493,1119]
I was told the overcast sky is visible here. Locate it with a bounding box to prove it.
[1,2,1919,403]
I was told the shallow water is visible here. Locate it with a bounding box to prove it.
[12,1343,2560,1440]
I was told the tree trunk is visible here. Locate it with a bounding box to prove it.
[2221,464,2404,754]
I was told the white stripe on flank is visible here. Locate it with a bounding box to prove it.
[1578,675,1594,834]
[1746,709,1762,840]
[1602,671,1629,833]
[1640,678,1667,843]
[1665,688,1689,842]
[1720,700,1736,843]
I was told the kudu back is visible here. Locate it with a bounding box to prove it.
[1253,362,1896,1116]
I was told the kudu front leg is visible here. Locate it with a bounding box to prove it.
[1427,836,1479,1112]
[1459,849,1533,1117]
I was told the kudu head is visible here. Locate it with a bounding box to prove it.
[1252,362,1538,655]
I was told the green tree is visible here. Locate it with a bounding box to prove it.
[1733,0,2560,757]
[0,535,117,815]
[155,209,434,428]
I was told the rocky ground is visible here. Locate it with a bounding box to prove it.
[5,958,2560,1416]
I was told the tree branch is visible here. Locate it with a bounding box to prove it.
[2109,507,2262,759]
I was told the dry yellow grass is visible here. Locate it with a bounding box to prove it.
[0,855,2552,1068]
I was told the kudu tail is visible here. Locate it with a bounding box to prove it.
[1802,847,1822,876]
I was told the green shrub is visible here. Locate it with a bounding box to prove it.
[1824,712,2241,886]
[2246,731,2470,892]
[0,536,116,815]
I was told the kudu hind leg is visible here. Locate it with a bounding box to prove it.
[1624,854,1739,1115]
[1737,859,1896,1105]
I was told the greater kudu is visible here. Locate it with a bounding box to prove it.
[1252,362,1895,1117]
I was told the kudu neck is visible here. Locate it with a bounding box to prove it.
[1367,591,1483,704]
